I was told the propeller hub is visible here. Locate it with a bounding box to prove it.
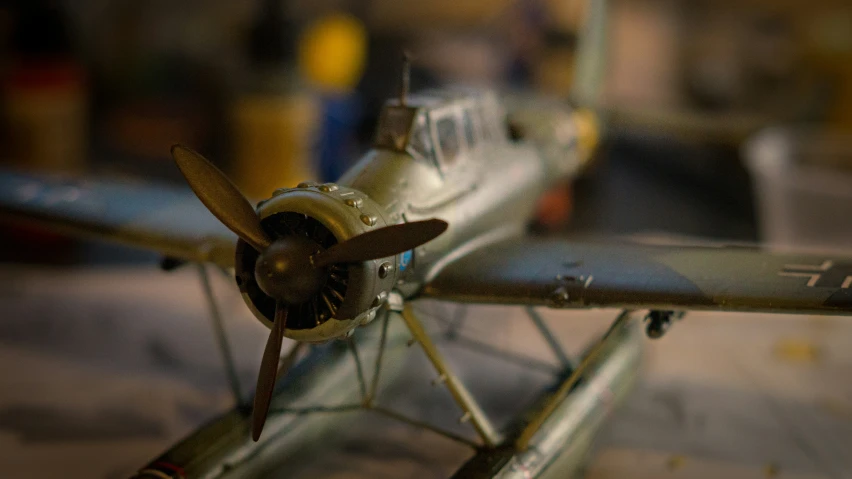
[254,236,327,305]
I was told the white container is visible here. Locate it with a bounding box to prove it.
[744,127,852,254]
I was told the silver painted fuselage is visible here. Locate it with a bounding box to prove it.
[339,141,547,293]
[244,89,593,341]
[337,90,590,299]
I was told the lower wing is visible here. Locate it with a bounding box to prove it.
[422,236,852,315]
[0,169,237,268]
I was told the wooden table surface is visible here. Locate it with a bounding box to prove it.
[0,266,850,479]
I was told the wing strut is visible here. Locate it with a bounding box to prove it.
[526,306,573,371]
[400,303,501,447]
[363,308,481,448]
[367,309,391,403]
[516,309,635,451]
[198,264,244,406]
[346,336,369,402]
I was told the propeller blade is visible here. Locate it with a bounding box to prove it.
[171,144,272,252]
[312,219,448,268]
[251,302,288,441]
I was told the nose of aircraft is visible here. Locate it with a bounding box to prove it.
[169,143,450,442]
[254,235,327,304]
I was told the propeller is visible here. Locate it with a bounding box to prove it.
[312,219,448,267]
[170,144,448,441]
[171,145,271,252]
[252,302,287,440]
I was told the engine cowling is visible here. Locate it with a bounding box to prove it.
[234,182,399,342]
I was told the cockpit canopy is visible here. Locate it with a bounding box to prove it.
[373,88,508,172]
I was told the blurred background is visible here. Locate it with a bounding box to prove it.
[1,0,851,263]
[2,1,852,478]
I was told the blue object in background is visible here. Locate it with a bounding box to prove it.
[506,0,547,87]
[317,93,362,182]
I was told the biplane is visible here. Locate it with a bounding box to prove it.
[1,70,851,477]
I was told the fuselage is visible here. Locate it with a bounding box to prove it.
[339,87,591,296]
[238,87,595,341]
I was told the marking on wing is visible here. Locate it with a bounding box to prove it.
[778,261,852,289]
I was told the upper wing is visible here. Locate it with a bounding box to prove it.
[0,169,237,268]
[422,236,852,315]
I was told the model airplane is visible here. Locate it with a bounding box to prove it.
[2,68,852,477]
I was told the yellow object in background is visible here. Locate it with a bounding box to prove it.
[572,108,600,165]
[298,13,367,93]
[231,94,318,199]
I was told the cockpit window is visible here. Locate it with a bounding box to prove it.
[407,115,433,161]
[436,117,460,167]
[462,110,476,149]
[374,105,439,168]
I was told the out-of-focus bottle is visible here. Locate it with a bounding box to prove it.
[2,0,88,173]
[230,0,318,200]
